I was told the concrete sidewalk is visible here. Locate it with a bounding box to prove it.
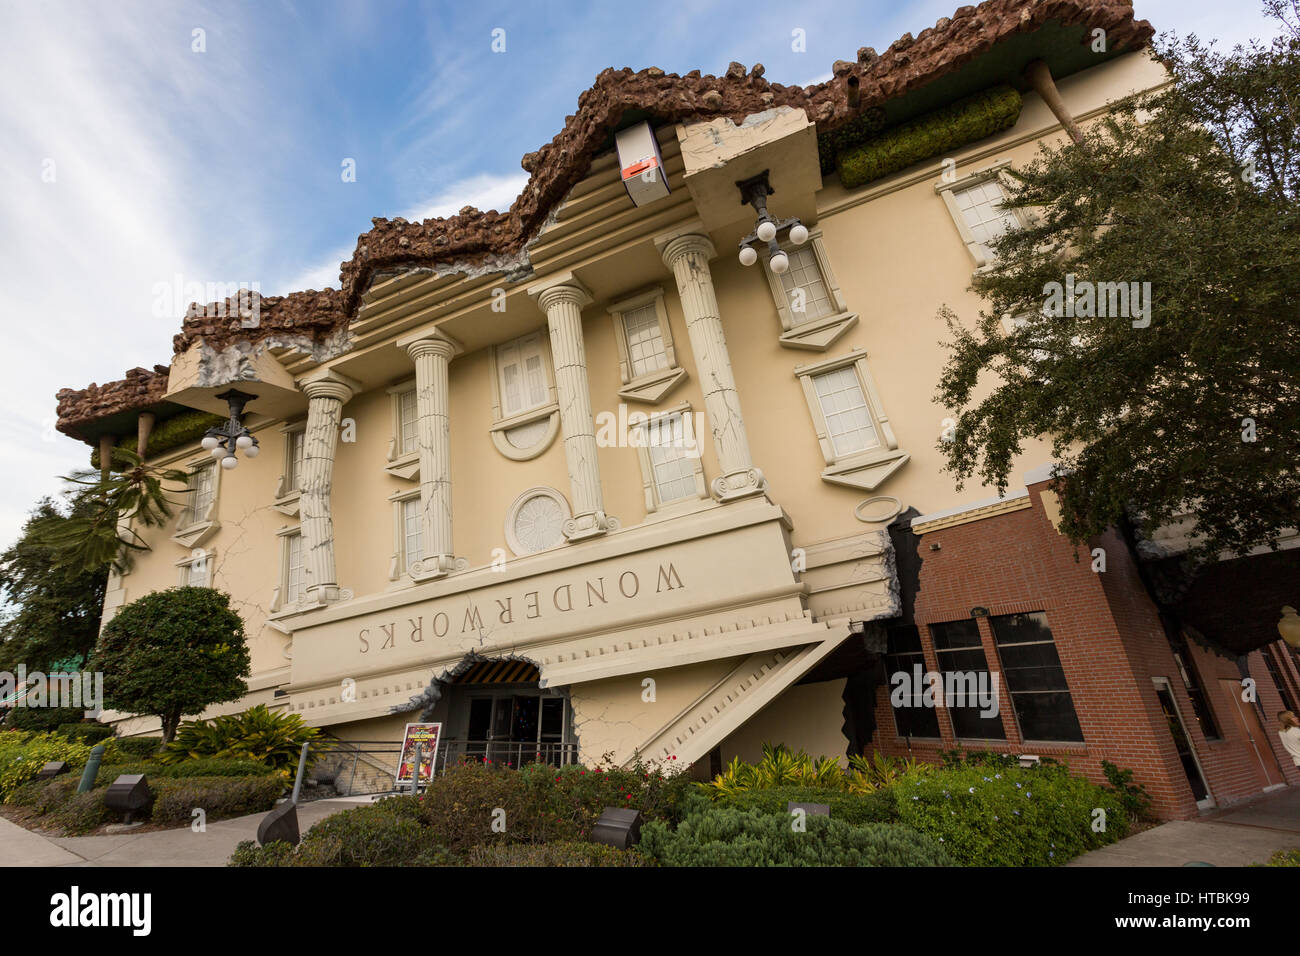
[1,796,375,867]
[1069,786,1300,867]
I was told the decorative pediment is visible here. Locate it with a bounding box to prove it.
[779,312,859,351]
[171,519,220,549]
[618,366,688,404]
[384,449,420,481]
[820,449,909,492]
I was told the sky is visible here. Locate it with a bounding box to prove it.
[0,0,1284,551]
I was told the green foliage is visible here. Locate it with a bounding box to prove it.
[96,758,280,783]
[891,762,1128,866]
[1101,760,1155,822]
[89,411,225,471]
[149,776,284,826]
[703,742,849,797]
[638,806,952,867]
[9,777,77,814]
[46,790,117,834]
[92,587,250,742]
[5,706,86,732]
[1258,847,1300,867]
[712,785,900,825]
[159,705,323,771]
[463,842,649,867]
[34,450,189,575]
[0,497,107,672]
[230,804,453,867]
[0,731,94,802]
[57,723,114,744]
[115,737,164,759]
[837,86,1021,187]
[935,8,1300,558]
[817,106,887,173]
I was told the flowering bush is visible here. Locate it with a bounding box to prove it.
[0,731,96,801]
[890,761,1129,866]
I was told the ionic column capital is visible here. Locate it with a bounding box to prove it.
[658,232,716,270]
[300,370,359,404]
[404,332,461,362]
[528,273,593,314]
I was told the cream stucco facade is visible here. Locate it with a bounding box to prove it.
[92,49,1170,778]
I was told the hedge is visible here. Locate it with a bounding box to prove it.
[713,785,899,825]
[90,410,225,470]
[230,804,453,867]
[57,724,115,744]
[638,806,951,867]
[94,758,280,783]
[837,85,1023,188]
[115,737,165,759]
[463,842,650,867]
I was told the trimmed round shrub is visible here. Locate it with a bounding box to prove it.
[115,737,164,759]
[229,840,297,867]
[464,842,650,867]
[638,807,951,867]
[47,791,116,835]
[9,778,77,814]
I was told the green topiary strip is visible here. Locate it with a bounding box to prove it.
[90,410,225,470]
[836,86,1022,188]
[817,106,887,174]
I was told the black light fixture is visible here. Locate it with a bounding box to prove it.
[736,170,809,275]
[103,774,153,824]
[201,389,260,471]
[589,807,643,849]
[37,761,70,780]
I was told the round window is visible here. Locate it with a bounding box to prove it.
[506,487,570,555]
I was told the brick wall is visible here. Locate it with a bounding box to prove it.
[867,480,1297,820]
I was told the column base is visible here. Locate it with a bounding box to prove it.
[409,555,469,581]
[564,511,620,543]
[302,586,353,607]
[712,468,768,502]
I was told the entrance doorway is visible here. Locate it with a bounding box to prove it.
[440,658,575,769]
[1216,677,1286,791]
[1153,677,1214,810]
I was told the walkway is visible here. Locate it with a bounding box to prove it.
[1,796,376,867]
[1068,786,1300,867]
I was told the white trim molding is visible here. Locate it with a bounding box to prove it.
[935,159,1034,273]
[629,402,709,514]
[607,285,688,404]
[171,456,221,548]
[273,419,307,515]
[384,378,421,480]
[489,330,561,461]
[793,348,908,492]
[761,227,858,351]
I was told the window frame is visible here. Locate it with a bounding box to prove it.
[489,331,561,461]
[928,618,1007,742]
[988,611,1085,744]
[793,348,908,491]
[175,548,215,588]
[273,420,307,515]
[172,457,221,547]
[271,527,306,612]
[383,378,421,480]
[629,402,708,514]
[759,227,858,351]
[606,286,687,404]
[935,161,1031,271]
[387,488,423,583]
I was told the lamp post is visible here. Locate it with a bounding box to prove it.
[200,389,260,470]
[735,170,810,274]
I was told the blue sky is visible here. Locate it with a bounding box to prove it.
[0,0,1281,549]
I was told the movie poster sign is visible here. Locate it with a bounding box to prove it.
[395,722,441,787]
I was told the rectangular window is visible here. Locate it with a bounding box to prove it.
[186,465,215,525]
[811,366,879,457]
[287,429,306,492]
[645,414,697,505]
[778,245,834,323]
[497,333,549,418]
[1168,629,1221,740]
[402,497,422,571]
[182,555,210,588]
[398,389,419,456]
[1262,649,1297,714]
[989,611,1084,742]
[952,179,1019,262]
[884,624,941,739]
[929,619,1005,740]
[621,303,670,378]
[284,532,305,605]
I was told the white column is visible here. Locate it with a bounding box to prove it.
[299,373,356,603]
[405,333,464,579]
[659,232,766,501]
[529,275,617,542]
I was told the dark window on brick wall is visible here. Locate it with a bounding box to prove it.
[1168,630,1222,740]
[1262,648,1297,714]
[929,619,1005,740]
[989,611,1084,743]
[884,624,941,739]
